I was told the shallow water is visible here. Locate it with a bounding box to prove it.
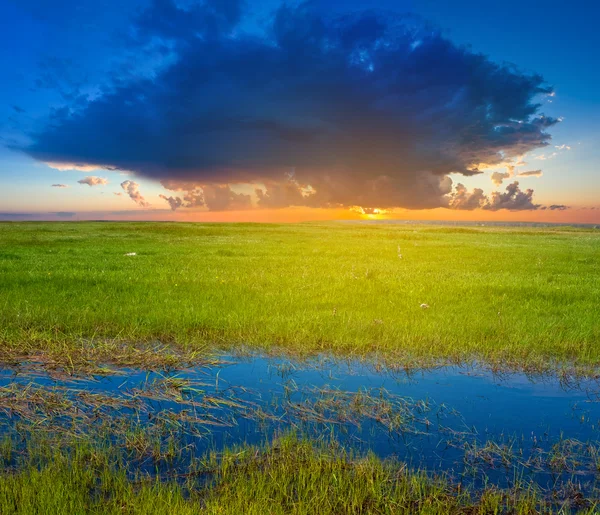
[2,355,600,492]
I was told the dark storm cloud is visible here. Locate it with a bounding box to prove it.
[202,185,252,211]
[158,181,252,211]
[134,0,244,44]
[24,0,557,211]
[33,56,92,104]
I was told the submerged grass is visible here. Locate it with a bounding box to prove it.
[2,364,600,499]
[2,433,594,514]
[0,222,598,371]
[1,363,600,512]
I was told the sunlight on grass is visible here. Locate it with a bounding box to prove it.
[0,222,598,369]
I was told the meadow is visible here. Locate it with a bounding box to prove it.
[0,221,598,370]
[1,221,600,513]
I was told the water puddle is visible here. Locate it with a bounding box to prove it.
[2,354,600,493]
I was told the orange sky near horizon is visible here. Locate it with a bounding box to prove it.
[40,206,599,224]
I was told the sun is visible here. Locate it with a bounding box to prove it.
[351,206,389,218]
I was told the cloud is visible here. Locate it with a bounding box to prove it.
[255,178,316,209]
[159,180,205,209]
[113,192,123,196]
[51,184,69,188]
[77,176,108,186]
[23,0,558,211]
[0,213,35,220]
[135,0,243,44]
[202,185,252,211]
[486,181,539,211]
[534,152,557,161]
[359,207,385,215]
[35,56,85,98]
[159,183,252,211]
[54,211,76,217]
[450,181,541,211]
[533,143,570,162]
[490,164,516,186]
[491,172,510,186]
[517,169,543,178]
[120,180,150,207]
[11,105,25,114]
[448,183,487,210]
[45,161,121,172]
[159,194,183,211]
[546,204,569,211]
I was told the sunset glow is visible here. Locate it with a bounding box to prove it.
[0,0,598,223]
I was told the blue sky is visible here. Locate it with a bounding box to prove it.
[0,0,598,221]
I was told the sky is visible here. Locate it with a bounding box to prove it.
[0,0,598,223]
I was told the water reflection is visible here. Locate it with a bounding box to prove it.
[1,355,600,492]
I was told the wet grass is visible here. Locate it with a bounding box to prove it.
[0,369,451,452]
[0,222,599,371]
[2,433,596,514]
[2,363,600,501]
[1,361,600,511]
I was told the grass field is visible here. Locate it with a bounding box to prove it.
[1,221,600,512]
[1,222,599,370]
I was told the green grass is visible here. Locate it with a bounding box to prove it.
[1,222,599,369]
[1,434,584,514]
[1,221,599,512]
